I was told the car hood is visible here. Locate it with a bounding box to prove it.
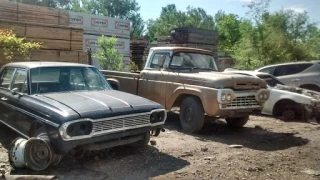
[175,71,267,90]
[35,90,163,120]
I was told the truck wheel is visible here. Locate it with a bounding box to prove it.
[130,132,150,148]
[179,96,205,133]
[225,116,249,128]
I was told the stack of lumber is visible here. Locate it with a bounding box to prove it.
[130,39,151,70]
[163,27,219,54]
[157,36,172,46]
[0,19,83,51]
[0,1,87,65]
[171,27,218,45]
[0,50,87,64]
[0,0,69,25]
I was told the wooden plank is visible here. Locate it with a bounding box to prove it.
[0,11,17,21]
[24,38,71,50]
[18,14,59,24]
[71,29,83,41]
[79,52,87,64]
[17,2,59,16]
[59,10,69,26]
[25,24,71,40]
[0,21,25,36]
[71,41,83,51]
[31,50,60,61]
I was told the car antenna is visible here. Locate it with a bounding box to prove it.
[36,61,41,95]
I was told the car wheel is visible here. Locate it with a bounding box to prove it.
[225,116,249,127]
[179,96,205,133]
[130,131,151,148]
[282,109,296,121]
[33,127,63,167]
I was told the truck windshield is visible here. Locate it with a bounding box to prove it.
[29,67,112,94]
[170,52,218,71]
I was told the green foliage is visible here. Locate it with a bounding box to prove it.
[93,35,123,71]
[123,61,139,72]
[0,29,41,62]
[145,4,215,41]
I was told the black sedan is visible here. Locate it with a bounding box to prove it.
[0,62,166,170]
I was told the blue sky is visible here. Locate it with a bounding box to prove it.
[136,0,320,23]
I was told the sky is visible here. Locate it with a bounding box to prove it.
[136,0,320,23]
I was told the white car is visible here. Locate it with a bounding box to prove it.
[224,69,320,123]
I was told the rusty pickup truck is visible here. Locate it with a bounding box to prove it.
[100,47,270,133]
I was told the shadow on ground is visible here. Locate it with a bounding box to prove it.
[165,112,309,152]
[0,123,189,180]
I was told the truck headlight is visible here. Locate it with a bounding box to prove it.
[256,89,270,102]
[218,89,235,104]
[59,119,93,140]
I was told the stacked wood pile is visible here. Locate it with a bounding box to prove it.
[130,39,150,70]
[157,27,218,56]
[0,0,87,64]
[0,0,69,25]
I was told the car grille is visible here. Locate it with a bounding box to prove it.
[226,96,260,108]
[92,114,151,133]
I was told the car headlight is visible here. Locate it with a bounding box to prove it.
[59,119,93,140]
[150,109,167,123]
[227,94,232,101]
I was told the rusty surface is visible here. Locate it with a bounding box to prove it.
[101,47,267,117]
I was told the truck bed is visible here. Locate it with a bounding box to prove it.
[100,70,140,94]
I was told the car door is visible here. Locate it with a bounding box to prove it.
[0,67,16,130]
[138,52,171,107]
[4,68,32,136]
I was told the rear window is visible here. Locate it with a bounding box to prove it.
[273,63,312,77]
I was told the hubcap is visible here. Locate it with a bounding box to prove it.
[184,106,193,123]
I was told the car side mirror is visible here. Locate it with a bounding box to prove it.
[11,87,23,96]
[158,55,165,69]
[11,88,19,95]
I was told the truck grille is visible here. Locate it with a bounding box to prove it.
[226,96,260,108]
[92,114,150,133]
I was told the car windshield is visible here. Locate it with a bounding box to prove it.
[170,52,218,71]
[30,66,111,94]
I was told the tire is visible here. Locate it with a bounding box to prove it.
[179,96,205,133]
[130,132,150,148]
[225,116,249,128]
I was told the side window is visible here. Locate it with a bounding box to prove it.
[11,69,28,93]
[150,53,170,68]
[297,63,313,72]
[0,68,15,89]
[274,65,299,77]
[259,67,275,75]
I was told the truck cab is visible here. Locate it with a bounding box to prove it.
[101,47,270,133]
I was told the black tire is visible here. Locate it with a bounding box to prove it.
[179,96,205,133]
[130,132,150,148]
[225,116,249,128]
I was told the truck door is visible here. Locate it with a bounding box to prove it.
[138,52,171,107]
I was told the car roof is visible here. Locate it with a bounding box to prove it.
[2,61,93,69]
[256,60,320,70]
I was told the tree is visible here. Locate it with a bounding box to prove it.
[0,29,41,64]
[214,10,241,53]
[145,4,215,41]
[93,35,123,70]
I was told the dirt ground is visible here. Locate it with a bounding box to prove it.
[0,113,320,180]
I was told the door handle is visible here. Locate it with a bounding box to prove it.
[1,97,7,101]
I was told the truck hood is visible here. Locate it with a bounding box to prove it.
[35,90,163,120]
[176,71,267,90]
